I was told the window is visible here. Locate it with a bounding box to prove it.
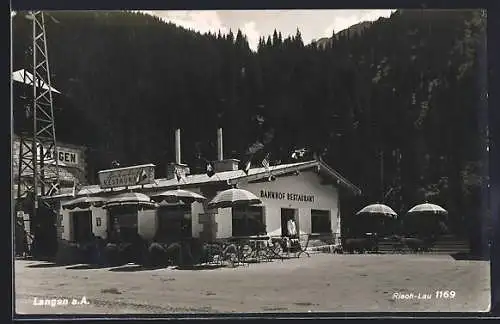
[311,209,331,234]
[156,204,191,242]
[70,211,92,243]
[108,206,139,243]
[232,206,265,237]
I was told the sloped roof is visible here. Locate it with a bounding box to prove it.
[43,159,361,200]
[12,69,61,94]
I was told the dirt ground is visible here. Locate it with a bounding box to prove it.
[14,253,491,315]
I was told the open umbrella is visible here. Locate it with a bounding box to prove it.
[356,204,397,218]
[62,196,107,210]
[407,203,447,215]
[150,189,206,204]
[406,203,448,236]
[355,203,397,236]
[208,188,261,209]
[104,192,158,209]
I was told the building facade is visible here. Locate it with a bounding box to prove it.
[49,159,361,247]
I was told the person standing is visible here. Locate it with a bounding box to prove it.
[286,215,299,252]
[287,215,297,238]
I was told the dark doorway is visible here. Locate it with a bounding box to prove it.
[108,206,139,243]
[281,208,297,237]
[156,204,192,243]
[71,211,93,243]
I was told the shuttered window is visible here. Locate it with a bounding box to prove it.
[311,209,331,234]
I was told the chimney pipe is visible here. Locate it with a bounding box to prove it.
[217,128,223,161]
[175,129,181,164]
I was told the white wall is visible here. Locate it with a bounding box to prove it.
[215,207,232,239]
[92,208,107,239]
[191,202,203,238]
[61,204,71,241]
[61,205,108,240]
[59,170,341,241]
[238,170,340,237]
[138,209,156,240]
[188,187,203,238]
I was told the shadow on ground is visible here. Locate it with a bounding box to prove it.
[172,264,227,270]
[26,262,73,268]
[66,264,114,270]
[451,252,490,261]
[108,264,169,272]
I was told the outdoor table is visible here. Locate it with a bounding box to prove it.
[229,235,282,263]
[268,234,311,258]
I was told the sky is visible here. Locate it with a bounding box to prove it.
[11,10,397,51]
[142,10,396,51]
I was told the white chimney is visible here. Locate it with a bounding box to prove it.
[166,128,190,180]
[175,128,181,164]
[217,128,223,161]
[213,127,240,173]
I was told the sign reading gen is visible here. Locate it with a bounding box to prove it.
[49,150,78,165]
[36,144,80,166]
[98,164,155,189]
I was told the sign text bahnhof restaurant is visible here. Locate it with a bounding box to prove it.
[260,190,315,203]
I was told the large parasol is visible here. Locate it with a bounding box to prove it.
[208,188,261,209]
[150,189,206,204]
[407,203,448,215]
[355,203,397,236]
[356,203,398,218]
[405,203,448,236]
[62,196,107,210]
[104,192,158,209]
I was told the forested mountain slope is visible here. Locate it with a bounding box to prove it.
[12,10,488,247]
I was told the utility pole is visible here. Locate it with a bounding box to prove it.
[380,149,384,202]
[15,11,60,257]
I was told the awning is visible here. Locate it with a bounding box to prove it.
[151,189,206,204]
[62,196,107,210]
[103,192,158,209]
[208,188,261,209]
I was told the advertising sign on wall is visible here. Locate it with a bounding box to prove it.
[98,164,155,189]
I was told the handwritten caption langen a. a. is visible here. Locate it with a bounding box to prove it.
[33,296,90,307]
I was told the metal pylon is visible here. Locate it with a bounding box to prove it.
[15,11,60,256]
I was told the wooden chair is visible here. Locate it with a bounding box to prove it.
[285,234,311,258]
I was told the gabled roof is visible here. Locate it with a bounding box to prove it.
[43,159,361,200]
[226,159,361,195]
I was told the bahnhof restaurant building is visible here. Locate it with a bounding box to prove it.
[44,153,362,248]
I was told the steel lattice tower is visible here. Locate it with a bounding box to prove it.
[15,11,60,254]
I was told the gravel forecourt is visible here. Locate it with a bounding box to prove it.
[14,253,491,315]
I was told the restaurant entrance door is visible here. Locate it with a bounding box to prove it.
[71,210,92,243]
[281,208,297,237]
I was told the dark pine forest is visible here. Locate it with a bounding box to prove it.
[12,10,489,252]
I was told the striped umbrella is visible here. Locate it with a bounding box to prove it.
[150,189,206,204]
[356,203,398,218]
[407,203,447,215]
[62,196,107,210]
[104,192,158,209]
[208,188,261,209]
